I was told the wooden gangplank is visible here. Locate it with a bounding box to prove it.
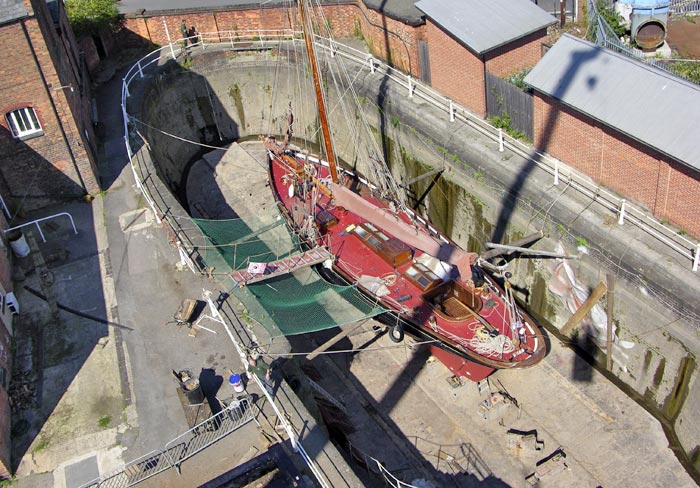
[230,247,333,287]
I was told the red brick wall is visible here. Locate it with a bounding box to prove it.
[353,2,423,76]
[125,7,305,46]
[665,161,700,236]
[0,22,85,206]
[79,36,101,73]
[51,0,100,191]
[424,19,486,116]
[533,93,700,237]
[485,28,547,77]
[122,3,424,77]
[0,2,100,212]
[0,216,11,480]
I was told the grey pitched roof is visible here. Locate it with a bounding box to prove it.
[415,0,556,55]
[0,0,28,24]
[118,0,424,24]
[524,34,700,171]
[119,0,348,15]
[363,0,424,26]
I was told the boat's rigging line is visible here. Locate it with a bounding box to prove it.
[129,117,269,169]
[259,338,440,358]
[284,0,406,206]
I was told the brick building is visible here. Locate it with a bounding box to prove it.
[0,0,100,218]
[0,0,100,477]
[0,210,14,479]
[115,0,700,237]
[415,0,556,117]
[119,1,427,79]
[525,34,700,237]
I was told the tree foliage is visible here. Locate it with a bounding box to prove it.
[506,69,532,91]
[673,61,700,84]
[65,0,122,38]
[597,0,627,38]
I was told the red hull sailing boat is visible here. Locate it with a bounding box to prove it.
[261,1,545,382]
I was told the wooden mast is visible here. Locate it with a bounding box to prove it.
[298,0,339,183]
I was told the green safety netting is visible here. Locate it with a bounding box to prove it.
[190,216,385,337]
[193,217,299,274]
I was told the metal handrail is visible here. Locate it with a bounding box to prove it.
[4,211,78,242]
[78,398,254,488]
[670,0,700,14]
[120,32,699,281]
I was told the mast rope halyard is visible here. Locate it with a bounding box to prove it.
[298,0,339,183]
[309,0,406,207]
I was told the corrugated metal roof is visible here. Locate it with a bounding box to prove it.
[415,0,556,55]
[524,34,700,171]
[0,0,28,24]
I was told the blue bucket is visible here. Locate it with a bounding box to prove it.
[229,373,244,393]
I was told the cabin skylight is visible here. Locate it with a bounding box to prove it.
[405,262,441,290]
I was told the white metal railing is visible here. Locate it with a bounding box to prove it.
[4,211,78,242]
[317,35,700,273]
[210,287,332,488]
[79,397,255,488]
[120,31,699,284]
[670,0,700,14]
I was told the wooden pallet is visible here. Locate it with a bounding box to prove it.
[230,247,332,287]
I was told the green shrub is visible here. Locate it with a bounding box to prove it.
[65,0,122,38]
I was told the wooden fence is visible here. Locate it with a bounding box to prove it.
[485,71,534,141]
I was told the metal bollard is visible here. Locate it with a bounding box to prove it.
[618,199,627,225]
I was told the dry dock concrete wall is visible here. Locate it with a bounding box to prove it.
[128,49,700,474]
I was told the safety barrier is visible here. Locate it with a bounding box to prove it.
[79,396,255,488]
[4,211,78,242]
[670,0,700,15]
[121,29,699,278]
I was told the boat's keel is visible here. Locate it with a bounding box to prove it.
[429,346,495,383]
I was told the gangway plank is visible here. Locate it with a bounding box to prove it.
[231,247,333,287]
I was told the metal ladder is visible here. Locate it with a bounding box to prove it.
[230,246,332,287]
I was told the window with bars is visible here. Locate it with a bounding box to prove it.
[5,107,43,140]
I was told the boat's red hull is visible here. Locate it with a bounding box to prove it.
[265,151,546,381]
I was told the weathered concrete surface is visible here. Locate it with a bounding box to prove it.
[308,322,696,487]
[177,138,695,486]
[8,37,699,487]
[9,198,132,488]
[10,62,363,488]
[126,43,700,477]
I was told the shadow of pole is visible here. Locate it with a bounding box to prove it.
[491,48,601,245]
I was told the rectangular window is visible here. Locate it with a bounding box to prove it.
[5,107,43,140]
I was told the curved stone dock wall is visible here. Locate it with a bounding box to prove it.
[126,49,700,474]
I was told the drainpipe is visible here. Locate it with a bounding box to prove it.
[20,19,89,196]
[482,55,488,119]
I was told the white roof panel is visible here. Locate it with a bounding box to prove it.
[416,0,557,54]
[524,34,700,170]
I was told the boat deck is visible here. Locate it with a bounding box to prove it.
[267,154,544,376]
